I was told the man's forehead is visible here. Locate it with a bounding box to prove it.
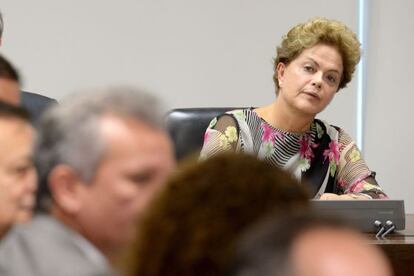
[96,114,170,157]
[99,114,162,137]
[0,118,33,160]
[0,116,30,131]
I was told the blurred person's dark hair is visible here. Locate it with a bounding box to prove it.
[0,54,20,83]
[124,152,310,276]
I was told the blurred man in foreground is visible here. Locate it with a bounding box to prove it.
[0,87,175,276]
[0,101,37,238]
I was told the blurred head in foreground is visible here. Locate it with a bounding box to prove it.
[0,101,36,237]
[231,212,393,276]
[125,152,309,276]
[36,86,175,258]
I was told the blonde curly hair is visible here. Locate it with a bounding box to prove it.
[273,17,361,94]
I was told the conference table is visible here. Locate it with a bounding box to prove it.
[368,214,414,275]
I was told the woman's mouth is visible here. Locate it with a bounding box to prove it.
[301,91,320,100]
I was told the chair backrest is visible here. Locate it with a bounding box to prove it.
[21,91,58,122]
[165,107,239,160]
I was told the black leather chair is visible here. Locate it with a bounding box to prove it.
[165,107,238,160]
[21,91,58,122]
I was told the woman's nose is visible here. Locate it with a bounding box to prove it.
[311,81,322,89]
[311,73,323,89]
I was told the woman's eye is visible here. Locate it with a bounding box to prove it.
[304,65,315,73]
[327,75,337,83]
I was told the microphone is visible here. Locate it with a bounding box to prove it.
[374,220,385,238]
[381,220,396,238]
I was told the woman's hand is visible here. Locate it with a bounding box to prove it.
[319,193,369,200]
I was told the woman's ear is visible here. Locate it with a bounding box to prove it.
[48,165,84,215]
[276,62,286,87]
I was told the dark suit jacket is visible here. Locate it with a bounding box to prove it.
[21,91,58,121]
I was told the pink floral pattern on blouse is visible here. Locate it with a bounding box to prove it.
[200,109,387,199]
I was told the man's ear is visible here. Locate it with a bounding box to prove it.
[48,165,85,215]
[276,62,286,88]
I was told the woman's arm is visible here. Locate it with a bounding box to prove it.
[334,129,387,199]
[199,114,239,159]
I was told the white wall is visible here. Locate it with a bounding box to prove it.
[365,0,414,212]
[1,0,356,135]
[3,1,410,210]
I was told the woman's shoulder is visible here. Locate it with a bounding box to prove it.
[314,119,358,145]
[207,108,258,134]
[313,119,347,141]
[224,107,259,119]
[214,108,254,123]
[315,119,350,131]
[208,108,250,130]
[225,107,252,115]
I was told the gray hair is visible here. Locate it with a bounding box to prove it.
[35,86,166,209]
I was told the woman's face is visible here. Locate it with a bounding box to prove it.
[276,44,343,117]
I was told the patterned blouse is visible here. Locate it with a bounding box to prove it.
[200,108,387,199]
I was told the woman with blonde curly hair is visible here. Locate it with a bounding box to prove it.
[200,18,386,200]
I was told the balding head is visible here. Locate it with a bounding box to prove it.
[290,226,392,276]
[231,213,393,276]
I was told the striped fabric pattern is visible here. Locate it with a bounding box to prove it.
[235,109,317,167]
